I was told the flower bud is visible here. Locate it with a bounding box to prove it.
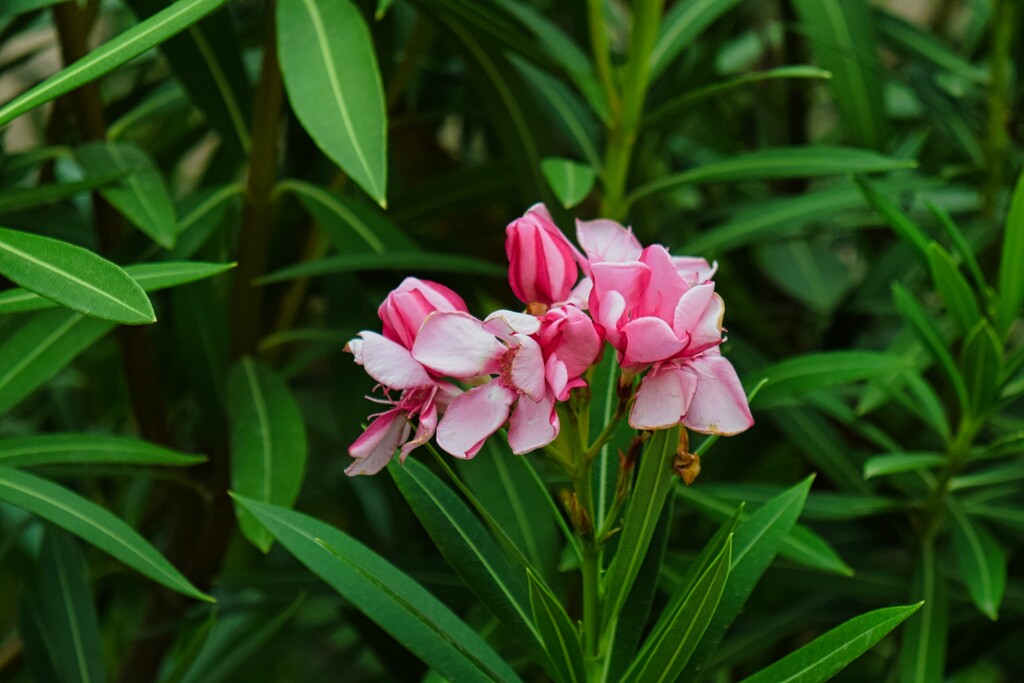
[505,203,579,306]
[378,278,468,349]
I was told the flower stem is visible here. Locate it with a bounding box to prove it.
[599,0,665,220]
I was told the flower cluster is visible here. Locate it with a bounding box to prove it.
[345,204,753,475]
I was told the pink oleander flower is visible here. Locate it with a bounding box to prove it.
[506,203,580,308]
[575,218,752,436]
[379,277,468,349]
[537,304,602,401]
[345,278,468,476]
[412,310,560,457]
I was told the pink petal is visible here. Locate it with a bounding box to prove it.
[359,332,433,389]
[683,356,754,436]
[345,337,364,364]
[545,355,570,400]
[636,245,689,322]
[346,409,410,476]
[400,401,437,460]
[575,218,643,265]
[672,283,716,338]
[436,381,515,458]
[565,277,593,309]
[508,391,559,454]
[484,309,542,335]
[622,317,687,367]
[672,256,717,283]
[688,293,725,354]
[510,334,546,402]
[629,366,697,430]
[412,312,505,378]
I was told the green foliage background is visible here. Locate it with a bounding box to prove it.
[0,0,1022,681]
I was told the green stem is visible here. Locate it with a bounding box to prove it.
[599,0,665,220]
[921,417,979,540]
[587,0,619,115]
[983,0,1013,217]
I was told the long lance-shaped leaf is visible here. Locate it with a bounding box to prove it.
[230,495,522,682]
[791,0,888,149]
[997,169,1024,335]
[893,283,969,412]
[0,227,154,324]
[622,536,732,683]
[227,359,307,553]
[948,501,1007,620]
[27,528,107,683]
[0,0,231,127]
[277,0,387,205]
[627,147,915,205]
[77,142,177,249]
[738,603,922,683]
[0,171,125,214]
[0,433,204,468]
[602,426,680,628]
[649,0,745,81]
[0,310,113,415]
[855,177,931,263]
[927,242,981,338]
[0,465,212,601]
[751,351,910,406]
[257,252,505,284]
[680,476,813,680]
[527,570,585,683]
[389,458,548,669]
[898,540,947,683]
[0,261,234,314]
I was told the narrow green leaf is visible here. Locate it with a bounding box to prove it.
[169,184,244,260]
[257,252,505,284]
[927,242,981,338]
[0,0,66,21]
[527,569,585,683]
[685,176,940,255]
[0,465,211,601]
[649,0,745,81]
[602,426,680,628]
[0,433,204,468]
[997,169,1024,335]
[460,440,560,587]
[855,177,931,262]
[863,453,946,480]
[752,351,909,406]
[231,495,522,682]
[629,147,915,205]
[228,359,308,553]
[0,310,112,415]
[28,528,107,683]
[389,458,546,667]
[676,485,851,576]
[768,408,871,494]
[623,536,732,683]
[0,227,154,324]
[951,462,1024,491]
[123,0,252,157]
[739,603,922,683]
[0,261,235,314]
[0,0,231,127]
[875,8,988,84]
[603,497,677,683]
[948,501,1007,620]
[962,320,1003,417]
[893,282,969,411]
[160,608,218,683]
[77,142,177,249]
[791,0,888,148]
[277,0,387,204]
[681,476,813,680]
[277,179,414,253]
[647,66,832,125]
[925,200,988,297]
[898,541,947,683]
[510,57,602,168]
[541,157,595,209]
[0,171,126,214]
